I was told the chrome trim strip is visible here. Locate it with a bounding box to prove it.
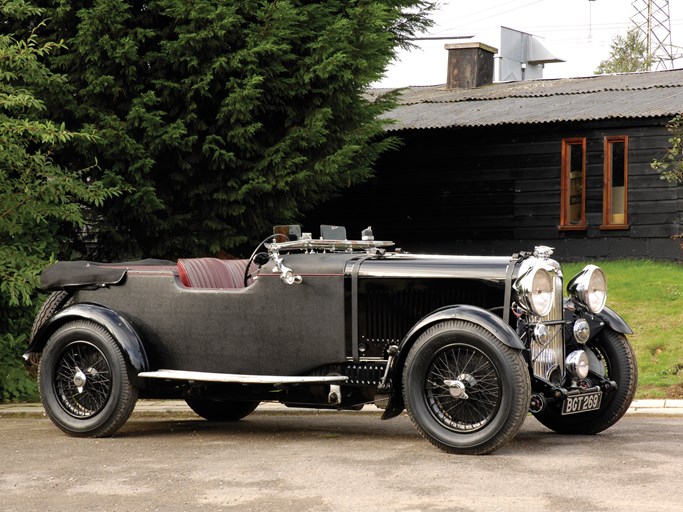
[357,258,510,280]
[138,369,348,384]
[268,239,394,252]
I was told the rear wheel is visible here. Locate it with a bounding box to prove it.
[39,320,138,437]
[403,320,530,455]
[533,328,637,434]
[185,397,260,421]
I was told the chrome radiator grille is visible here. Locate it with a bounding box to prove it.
[531,273,565,384]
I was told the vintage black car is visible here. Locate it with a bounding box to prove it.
[26,225,637,455]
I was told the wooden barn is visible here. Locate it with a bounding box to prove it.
[306,44,683,260]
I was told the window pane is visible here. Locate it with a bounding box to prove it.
[568,143,583,225]
[561,138,586,229]
[610,141,626,224]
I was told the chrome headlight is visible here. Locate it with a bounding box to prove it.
[567,265,607,314]
[573,318,591,344]
[565,350,590,379]
[514,265,554,317]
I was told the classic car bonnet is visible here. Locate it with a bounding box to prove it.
[357,254,513,281]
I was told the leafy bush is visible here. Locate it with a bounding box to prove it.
[0,2,118,402]
[652,114,683,184]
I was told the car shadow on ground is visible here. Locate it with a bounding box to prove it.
[113,412,617,457]
[118,412,418,440]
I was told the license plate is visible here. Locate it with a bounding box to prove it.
[561,391,602,415]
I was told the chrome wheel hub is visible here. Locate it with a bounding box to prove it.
[443,379,469,399]
[73,368,87,393]
[443,373,478,399]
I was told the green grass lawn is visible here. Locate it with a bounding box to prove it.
[561,260,683,399]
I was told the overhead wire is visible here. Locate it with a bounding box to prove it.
[400,1,683,75]
[433,0,548,26]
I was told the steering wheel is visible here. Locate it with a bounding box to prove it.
[242,233,288,287]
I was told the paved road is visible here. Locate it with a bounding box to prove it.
[1,409,682,512]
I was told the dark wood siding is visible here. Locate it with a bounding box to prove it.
[303,118,682,260]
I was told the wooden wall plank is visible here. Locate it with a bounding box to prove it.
[303,117,681,258]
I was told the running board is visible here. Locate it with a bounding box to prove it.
[137,369,348,385]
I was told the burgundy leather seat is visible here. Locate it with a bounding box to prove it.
[177,258,251,289]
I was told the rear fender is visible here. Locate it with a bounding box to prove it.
[381,305,524,420]
[25,303,149,387]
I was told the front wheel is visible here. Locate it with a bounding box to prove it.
[39,320,138,437]
[533,328,637,435]
[185,397,260,421]
[403,320,531,455]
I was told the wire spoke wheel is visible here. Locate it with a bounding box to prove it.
[425,344,501,432]
[403,320,530,455]
[39,320,138,437]
[54,341,112,418]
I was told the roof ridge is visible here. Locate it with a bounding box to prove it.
[415,84,682,104]
[397,77,683,106]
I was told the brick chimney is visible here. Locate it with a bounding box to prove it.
[445,42,498,89]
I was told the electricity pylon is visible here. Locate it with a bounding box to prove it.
[630,0,679,70]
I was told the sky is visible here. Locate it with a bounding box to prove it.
[375,0,683,87]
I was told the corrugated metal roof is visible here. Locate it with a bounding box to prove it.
[375,69,683,130]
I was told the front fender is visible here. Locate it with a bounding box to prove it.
[398,305,525,353]
[25,303,149,384]
[595,306,633,335]
[381,305,524,420]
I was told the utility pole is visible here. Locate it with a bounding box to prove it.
[630,0,679,70]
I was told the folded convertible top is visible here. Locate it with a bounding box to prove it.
[40,259,175,291]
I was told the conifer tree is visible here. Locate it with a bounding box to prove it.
[18,0,435,259]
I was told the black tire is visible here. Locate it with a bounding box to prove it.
[26,291,73,376]
[31,291,73,339]
[38,320,138,437]
[185,397,260,421]
[402,320,531,455]
[533,328,637,435]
